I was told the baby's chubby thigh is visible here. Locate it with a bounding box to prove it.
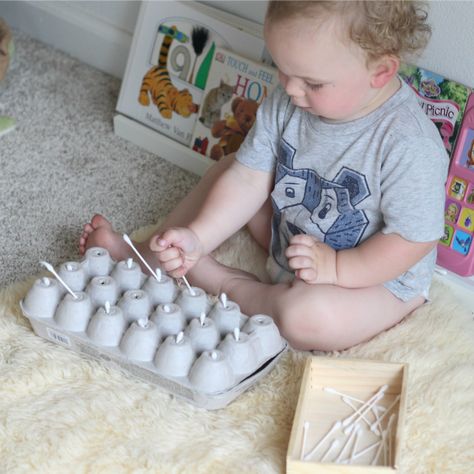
[272,276,420,352]
[272,277,344,351]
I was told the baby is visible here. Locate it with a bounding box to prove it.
[81,1,448,351]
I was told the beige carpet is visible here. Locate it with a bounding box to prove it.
[1,224,473,474]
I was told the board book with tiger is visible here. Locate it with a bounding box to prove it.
[116,1,272,147]
[189,47,279,161]
[399,64,472,158]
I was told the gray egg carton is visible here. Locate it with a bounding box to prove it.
[20,247,287,410]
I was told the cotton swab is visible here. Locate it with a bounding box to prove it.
[341,397,377,433]
[181,275,195,295]
[39,260,78,299]
[386,413,397,466]
[372,430,385,465]
[342,385,387,433]
[155,268,162,282]
[324,386,386,411]
[340,440,381,463]
[344,391,385,435]
[303,420,341,461]
[300,421,310,460]
[137,317,149,328]
[122,234,160,281]
[321,439,339,462]
[219,292,228,308]
[370,395,400,432]
[335,423,359,463]
[349,425,362,463]
[233,327,240,342]
[199,311,206,326]
[122,233,195,295]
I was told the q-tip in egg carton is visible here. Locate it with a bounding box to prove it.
[20,245,287,410]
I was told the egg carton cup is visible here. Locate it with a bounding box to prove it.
[20,247,287,410]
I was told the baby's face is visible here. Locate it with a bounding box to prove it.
[264,17,387,122]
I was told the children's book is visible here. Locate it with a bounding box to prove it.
[116,1,272,147]
[399,64,472,157]
[190,47,278,160]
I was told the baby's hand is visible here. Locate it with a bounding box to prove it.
[150,227,203,278]
[285,234,337,285]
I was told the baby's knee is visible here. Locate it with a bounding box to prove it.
[275,290,339,351]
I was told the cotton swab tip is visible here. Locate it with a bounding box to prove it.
[137,318,149,328]
[199,311,206,326]
[122,233,132,246]
[122,233,161,282]
[40,260,79,299]
[39,260,54,273]
[219,292,228,308]
[233,327,240,341]
[176,331,184,344]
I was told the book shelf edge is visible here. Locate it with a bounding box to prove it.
[113,114,213,177]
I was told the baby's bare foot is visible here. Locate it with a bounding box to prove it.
[79,214,162,275]
[79,214,134,262]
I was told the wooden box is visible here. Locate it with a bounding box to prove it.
[287,357,408,473]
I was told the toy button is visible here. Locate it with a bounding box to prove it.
[449,177,467,200]
[458,207,474,232]
[444,201,460,223]
[451,229,472,255]
[439,224,454,246]
[466,187,474,205]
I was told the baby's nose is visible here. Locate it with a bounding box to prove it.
[284,77,305,98]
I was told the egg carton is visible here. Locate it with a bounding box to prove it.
[20,247,287,410]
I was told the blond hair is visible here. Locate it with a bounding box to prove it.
[265,1,431,62]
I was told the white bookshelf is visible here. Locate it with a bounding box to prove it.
[114,114,213,176]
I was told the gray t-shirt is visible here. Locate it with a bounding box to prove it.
[236,79,449,301]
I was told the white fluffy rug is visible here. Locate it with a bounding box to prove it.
[1,224,473,473]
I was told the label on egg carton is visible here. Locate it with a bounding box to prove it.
[20,247,287,410]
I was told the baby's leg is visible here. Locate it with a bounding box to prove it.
[189,257,424,351]
[79,154,237,267]
[79,214,162,270]
[266,281,424,351]
[79,152,271,269]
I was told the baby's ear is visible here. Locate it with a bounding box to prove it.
[370,55,400,89]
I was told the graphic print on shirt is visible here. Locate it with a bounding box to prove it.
[271,138,371,271]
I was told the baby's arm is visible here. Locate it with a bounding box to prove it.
[286,232,437,287]
[154,160,273,277]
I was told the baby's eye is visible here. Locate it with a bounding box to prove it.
[306,82,323,91]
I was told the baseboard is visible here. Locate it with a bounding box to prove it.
[1,1,133,78]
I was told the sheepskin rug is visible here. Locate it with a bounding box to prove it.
[0,224,473,474]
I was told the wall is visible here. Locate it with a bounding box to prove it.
[1,0,473,86]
